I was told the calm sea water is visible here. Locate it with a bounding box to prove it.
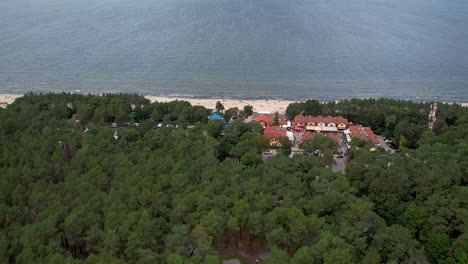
[1,0,467,101]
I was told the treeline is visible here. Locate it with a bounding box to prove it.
[0,93,466,264]
[286,98,467,148]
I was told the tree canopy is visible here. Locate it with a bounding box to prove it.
[0,93,466,264]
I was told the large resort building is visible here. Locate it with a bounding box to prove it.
[294,114,349,132]
[294,114,379,148]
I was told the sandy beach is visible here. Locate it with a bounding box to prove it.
[147,96,298,114]
[1,94,467,112]
[0,94,298,113]
[0,94,23,108]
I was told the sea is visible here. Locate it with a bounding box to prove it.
[1,0,468,102]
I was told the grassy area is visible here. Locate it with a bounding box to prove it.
[222,255,249,264]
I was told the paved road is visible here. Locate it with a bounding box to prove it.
[332,135,348,173]
[332,155,346,173]
[377,135,395,152]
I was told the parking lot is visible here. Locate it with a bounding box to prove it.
[377,136,398,153]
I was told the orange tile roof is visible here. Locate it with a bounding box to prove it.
[349,125,378,144]
[263,126,287,140]
[324,116,335,124]
[253,114,271,123]
[301,131,341,144]
[294,114,349,126]
[294,114,306,124]
[253,114,287,126]
[301,131,315,142]
[335,116,349,125]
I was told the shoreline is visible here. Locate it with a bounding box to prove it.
[1,94,467,113]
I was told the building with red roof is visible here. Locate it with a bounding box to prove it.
[349,125,379,145]
[301,131,315,142]
[294,114,349,131]
[253,114,289,127]
[301,131,341,145]
[253,114,271,127]
[263,126,288,146]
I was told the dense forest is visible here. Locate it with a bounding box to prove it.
[0,93,466,264]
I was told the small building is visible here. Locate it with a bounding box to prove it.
[111,123,118,128]
[336,116,349,129]
[252,113,289,128]
[263,126,288,146]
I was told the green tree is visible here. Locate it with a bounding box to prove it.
[426,233,451,263]
[278,137,292,156]
[273,112,280,126]
[200,210,225,239]
[265,248,291,264]
[399,135,408,149]
[402,203,428,240]
[349,136,367,148]
[190,224,213,256]
[231,199,251,241]
[224,107,239,121]
[285,103,303,120]
[243,105,253,117]
[241,150,262,167]
[206,119,225,138]
[215,101,225,113]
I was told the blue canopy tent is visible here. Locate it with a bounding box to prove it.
[209,113,226,123]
